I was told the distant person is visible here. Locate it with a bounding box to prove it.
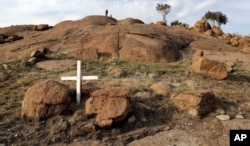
[105,9,108,16]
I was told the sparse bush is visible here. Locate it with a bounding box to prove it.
[171,20,182,26]
[202,11,228,28]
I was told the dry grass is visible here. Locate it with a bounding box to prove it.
[1,55,250,145]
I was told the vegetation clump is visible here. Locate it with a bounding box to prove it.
[202,11,228,28]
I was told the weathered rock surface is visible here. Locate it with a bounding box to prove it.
[221,119,250,131]
[21,80,71,121]
[0,15,192,62]
[33,24,50,31]
[192,50,228,79]
[242,47,250,54]
[155,21,166,26]
[0,33,23,44]
[172,90,216,117]
[194,19,211,32]
[212,26,224,36]
[118,18,144,25]
[128,130,199,146]
[85,88,132,127]
[150,82,172,97]
[190,39,238,52]
[36,59,76,71]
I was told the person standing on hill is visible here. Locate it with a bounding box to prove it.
[105,9,108,16]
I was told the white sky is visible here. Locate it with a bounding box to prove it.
[0,0,249,35]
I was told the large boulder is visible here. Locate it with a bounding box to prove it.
[192,50,228,79]
[85,88,132,127]
[172,90,216,117]
[194,19,211,32]
[21,80,71,121]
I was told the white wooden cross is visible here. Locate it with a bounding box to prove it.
[61,60,98,104]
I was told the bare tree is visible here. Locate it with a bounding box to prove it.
[156,3,171,24]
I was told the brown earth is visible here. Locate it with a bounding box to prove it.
[0,15,250,145]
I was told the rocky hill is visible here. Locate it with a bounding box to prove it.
[1,15,248,63]
[0,15,250,145]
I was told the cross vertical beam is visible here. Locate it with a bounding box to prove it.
[76,60,81,104]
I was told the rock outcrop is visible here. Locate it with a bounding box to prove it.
[118,18,144,25]
[21,80,71,121]
[85,88,132,127]
[212,26,223,36]
[0,33,23,44]
[0,15,192,63]
[33,24,50,31]
[194,19,211,32]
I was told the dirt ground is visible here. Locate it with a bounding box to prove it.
[0,50,250,145]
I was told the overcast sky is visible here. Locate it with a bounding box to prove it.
[0,0,249,35]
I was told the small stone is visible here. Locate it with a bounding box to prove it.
[148,73,158,79]
[235,115,244,119]
[136,103,152,112]
[188,108,198,117]
[215,108,225,115]
[81,123,95,132]
[30,50,44,59]
[184,80,197,89]
[127,116,136,124]
[111,128,121,136]
[2,64,9,70]
[134,91,151,100]
[28,57,38,65]
[216,115,230,121]
[164,126,171,131]
[141,117,147,122]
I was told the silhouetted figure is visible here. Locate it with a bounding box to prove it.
[105,9,108,16]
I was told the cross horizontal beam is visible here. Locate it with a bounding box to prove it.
[61,76,99,81]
